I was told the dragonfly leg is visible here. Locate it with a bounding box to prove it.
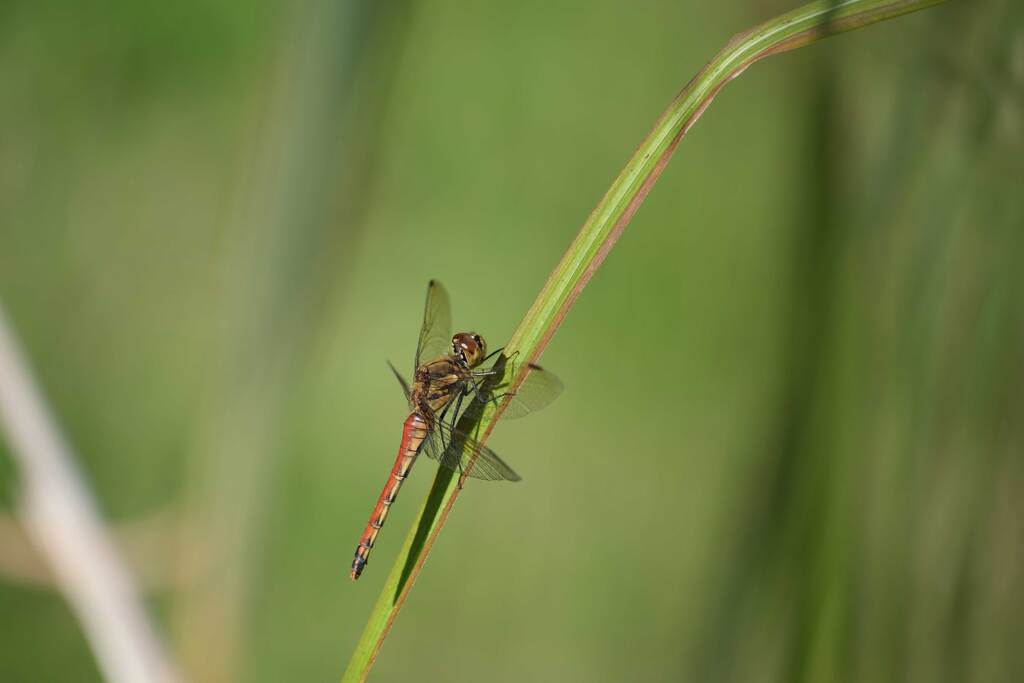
[476,348,520,378]
[470,373,515,408]
[434,401,454,442]
[481,346,505,363]
[472,349,521,389]
[469,373,503,405]
[447,389,468,489]
[446,392,464,445]
[489,390,516,404]
[468,376,491,404]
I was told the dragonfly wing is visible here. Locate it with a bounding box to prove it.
[387,360,412,403]
[421,421,521,482]
[414,280,452,369]
[481,363,563,420]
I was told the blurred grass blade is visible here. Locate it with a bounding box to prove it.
[174,2,400,680]
[342,0,949,680]
[0,305,182,683]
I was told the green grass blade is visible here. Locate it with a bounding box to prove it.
[342,0,950,680]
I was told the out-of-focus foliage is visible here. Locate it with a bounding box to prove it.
[0,1,1020,681]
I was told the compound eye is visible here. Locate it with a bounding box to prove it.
[472,334,482,345]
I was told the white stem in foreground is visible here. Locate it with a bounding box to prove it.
[0,304,182,683]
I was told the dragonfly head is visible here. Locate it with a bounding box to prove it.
[452,332,487,367]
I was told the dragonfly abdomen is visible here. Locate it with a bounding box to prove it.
[351,412,430,580]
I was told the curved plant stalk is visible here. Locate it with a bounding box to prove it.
[342,0,949,679]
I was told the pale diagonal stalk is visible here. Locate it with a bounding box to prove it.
[343,0,950,680]
[0,305,183,683]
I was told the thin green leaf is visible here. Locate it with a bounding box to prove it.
[342,0,950,680]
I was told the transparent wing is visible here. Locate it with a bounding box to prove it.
[414,280,452,369]
[474,361,562,420]
[498,363,563,419]
[420,420,521,482]
[387,360,412,405]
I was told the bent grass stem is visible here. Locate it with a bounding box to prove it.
[342,1,950,680]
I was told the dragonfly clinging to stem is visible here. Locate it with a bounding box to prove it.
[351,280,562,580]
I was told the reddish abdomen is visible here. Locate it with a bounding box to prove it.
[351,412,429,580]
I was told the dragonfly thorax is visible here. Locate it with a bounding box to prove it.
[452,332,486,367]
[411,357,470,417]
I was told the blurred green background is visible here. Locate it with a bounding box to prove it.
[1,0,1022,681]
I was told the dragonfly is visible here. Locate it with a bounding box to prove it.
[351,280,562,580]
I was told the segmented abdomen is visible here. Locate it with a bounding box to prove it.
[351,412,429,580]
